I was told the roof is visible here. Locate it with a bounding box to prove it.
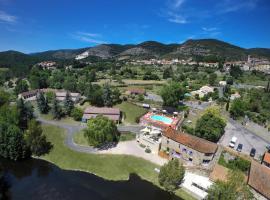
[84,106,120,115]
[263,152,270,164]
[82,113,120,121]
[209,164,229,182]
[163,127,218,154]
[248,161,270,199]
[127,88,145,94]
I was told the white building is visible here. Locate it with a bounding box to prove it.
[191,86,214,98]
[230,92,241,101]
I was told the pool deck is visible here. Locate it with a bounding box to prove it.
[140,112,182,130]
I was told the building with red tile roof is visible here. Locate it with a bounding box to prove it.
[248,161,270,200]
[161,127,218,166]
[262,152,270,168]
[82,107,121,123]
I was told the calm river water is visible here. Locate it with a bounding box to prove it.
[0,158,182,200]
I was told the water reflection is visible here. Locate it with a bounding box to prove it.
[0,158,182,200]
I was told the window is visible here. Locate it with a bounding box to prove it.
[189,151,193,155]
[182,148,187,152]
[204,153,212,156]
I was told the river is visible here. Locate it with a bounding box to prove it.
[0,158,182,200]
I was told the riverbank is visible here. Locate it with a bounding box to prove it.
[41,124,195,200]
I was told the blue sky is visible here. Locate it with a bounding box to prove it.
[0,0,269,53]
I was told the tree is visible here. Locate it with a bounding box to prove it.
[111,87,121,105]
[158,159,185,193]
[14,79,29,95]
[64,91,74,116]
[17,98,34,130]
[51,94,62,119]
[230,65,243,79]
[85,84,104,106]
[0,90,9,107]
[25,120,53,156]
[229,99,247,119]
[209,73,217,86]
[84,115,120,147]
[71,107,83,121]
[207,170,253,200]
[226,100,230,111]
[63,76,77,92]
[163,67,173,79]
[37,92,49,114]
[89,69,96,82]
[195,107,226,142]
[161,82,185,107]
[103,83,113,107]
[0,121,30,161]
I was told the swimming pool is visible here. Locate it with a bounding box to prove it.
[150,115,173,124]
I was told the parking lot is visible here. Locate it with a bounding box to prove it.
[220,119,269,160]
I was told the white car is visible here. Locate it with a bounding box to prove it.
[229,136,237,148]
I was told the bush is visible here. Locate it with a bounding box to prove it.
[139,143,146,148]
[71,107,83,121]
[145,148,151,153]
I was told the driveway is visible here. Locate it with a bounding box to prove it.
[219,119,269,159]
[99,140,167,165]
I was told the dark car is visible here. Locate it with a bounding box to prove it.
[250,148,256,157]
[236,144,243,152]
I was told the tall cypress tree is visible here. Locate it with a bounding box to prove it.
[51,94,62,119]
[103,83,113,107]
[37,92,49,114]
[64,91,74,116]
[16,98,34,130]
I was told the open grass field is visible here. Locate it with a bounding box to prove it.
[41,124,194,200]
[114,102,147,124]
[40,113,80,125]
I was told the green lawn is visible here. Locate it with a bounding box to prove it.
[73,130,88,146]
[40,113,80,125]
[119,132,136,141]
[114,102,147,124]
[41,124,194,200]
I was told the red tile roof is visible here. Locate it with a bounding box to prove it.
[127,88,145,94]
[248,161,270,199]
[84,107,120,115]
[263,152,270,164]
[163,127,218,154]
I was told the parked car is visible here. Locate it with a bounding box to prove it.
[250,148,256,157]
[236,144,243,152]
[229,136,237,148]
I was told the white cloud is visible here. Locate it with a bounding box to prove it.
[202,27,218,32]
[72,32,107,44]
[0,10,17,23]
[169,0,185,9]
[165,0,188,24]
[218,0,258,13]
[168,13,187,24]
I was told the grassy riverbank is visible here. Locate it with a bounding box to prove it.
[41,124,195,200]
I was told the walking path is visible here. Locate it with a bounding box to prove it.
[38,118,165,165]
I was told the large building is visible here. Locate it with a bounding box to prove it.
[82,107,121,123]
[161,127,218,166]
[248,161,270,200]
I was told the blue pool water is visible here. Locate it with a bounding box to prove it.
[150,115,173,124]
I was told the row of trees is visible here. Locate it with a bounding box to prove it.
[0,90,52,160]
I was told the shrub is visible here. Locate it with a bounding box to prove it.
[71,107,83,121]
[145,148,151,153]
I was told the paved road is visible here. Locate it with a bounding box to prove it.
[38,117,144,154]
[219,119,269,159]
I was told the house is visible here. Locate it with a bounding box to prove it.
[219,81,227,86]
[191,86,214,98]
[161,127,218,166]
[248,161,270,200]
[19,89,41,101]
[55,91,81,103]
[82,107,121,123]
[230,92,241,100]
[262,152,270,168]
[137,126,162,154]
[126,88,146,95]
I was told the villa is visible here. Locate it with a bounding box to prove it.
[191,86,214,98]
[160,127,218,166]
[140,111,183,130]
[82,106,121,123]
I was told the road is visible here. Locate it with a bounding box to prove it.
[219,118,269,159]
[38,117,143,154]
